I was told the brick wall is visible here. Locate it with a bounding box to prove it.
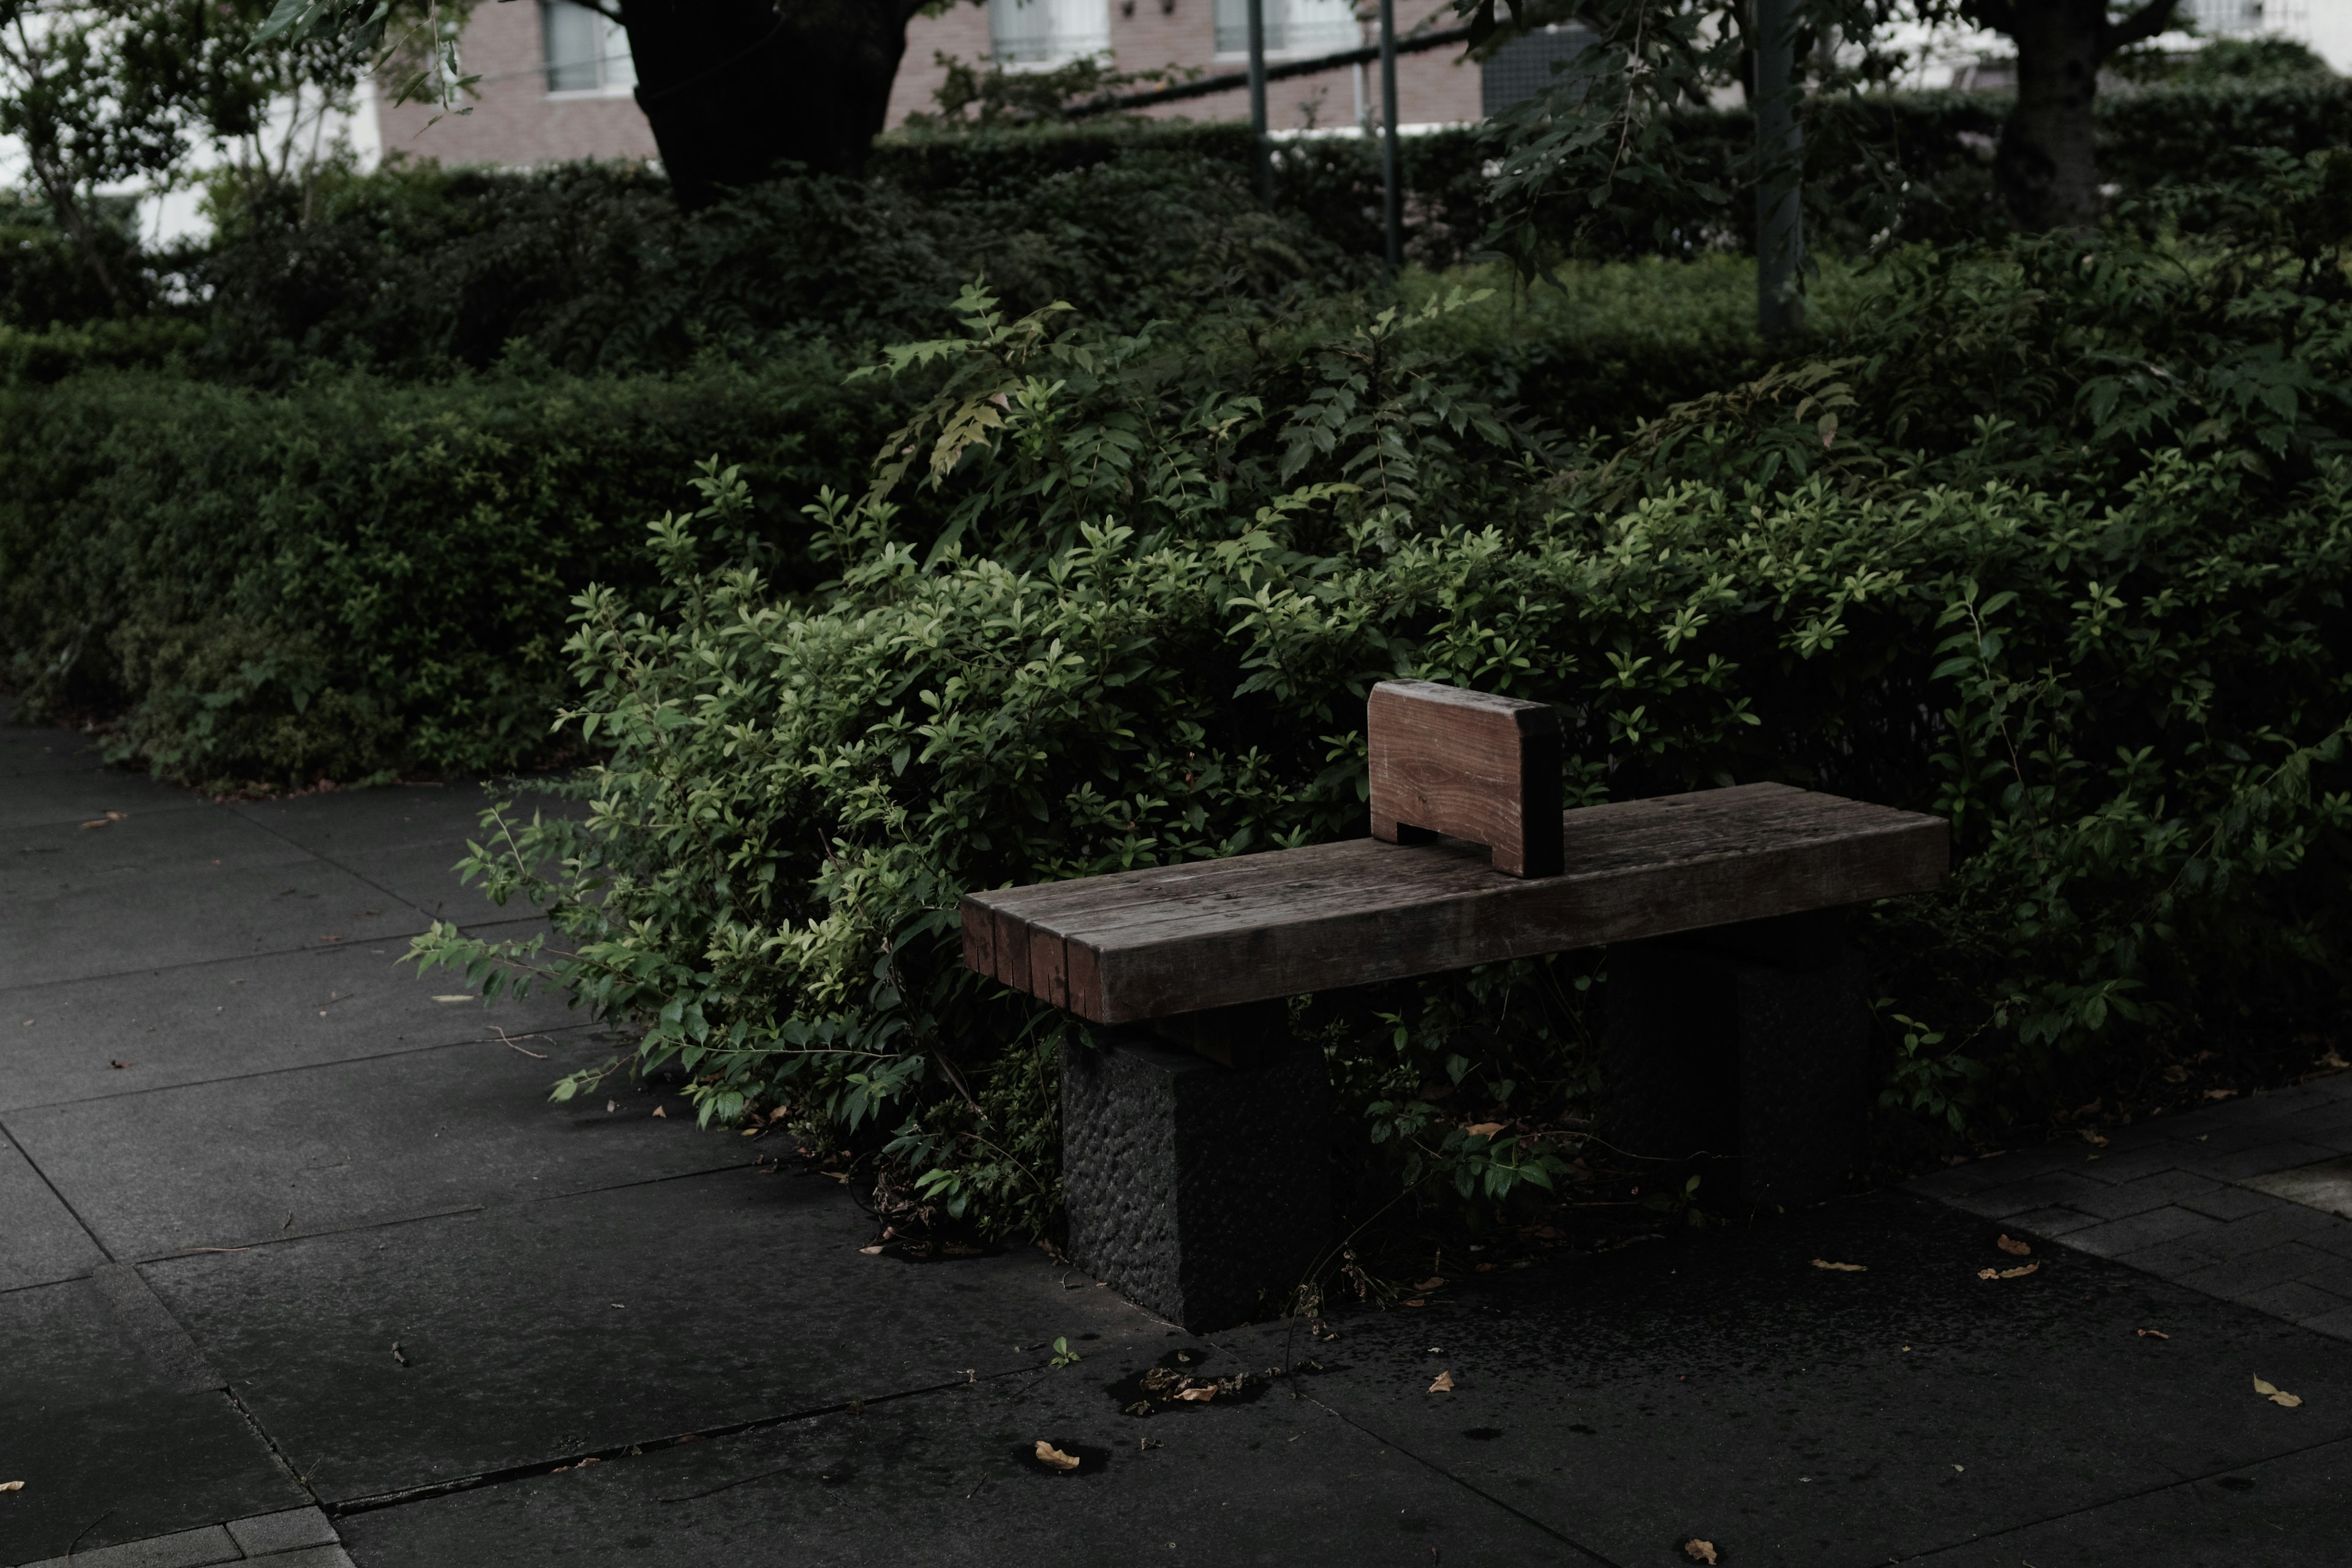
[888,0,1482,130]
[372,1,1480,167]
[375,1,658,167]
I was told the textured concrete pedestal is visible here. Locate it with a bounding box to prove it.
[1602,909,1872,1208]
[1061,1020,1330,1331]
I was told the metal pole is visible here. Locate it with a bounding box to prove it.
[1754,0,1803,337]
[1246,0,1272,205]
[1379,0,1400,271]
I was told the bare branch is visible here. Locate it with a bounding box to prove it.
[1961,0,2021,37]
[2105,0,2182,54]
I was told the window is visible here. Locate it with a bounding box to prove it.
[1213,0,1360,56]
[989,0,1111,65]
[543,1,636,94]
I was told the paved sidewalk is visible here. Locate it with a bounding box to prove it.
[1909,1083,2352,1338]
[6,702,2351,1567]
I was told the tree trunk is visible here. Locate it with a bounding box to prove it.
[1994,0,2104,230]
[620,0,926,209]
[1975,0,2179,232]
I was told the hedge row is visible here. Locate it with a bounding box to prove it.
[0,350,887,788]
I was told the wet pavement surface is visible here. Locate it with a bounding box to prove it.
[6,701,2351,1567]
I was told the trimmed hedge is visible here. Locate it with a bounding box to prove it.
[0,350,888,788]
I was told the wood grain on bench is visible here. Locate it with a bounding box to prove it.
[962,783,1947,1024]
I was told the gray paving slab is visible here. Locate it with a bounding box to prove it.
[2057,1204,2230,1259]
[224,1509,338,1556]
[2181,1140,2348,1182]
[2,813,428,990]
[1947,1166,2116,1219]
[0,764,205,832]
[1907,1434,2352,1566]
[13,1525,241,1568]
[0,930,587,1114]
[1196,1194,2352,1568]
[236,1549,352,1568]
[334,1365,1578,1568]
[2174,1243,2345,1301]
[2180,1183,2285,1221]
[143,1168,1150,1505]
[2185,1204,2346,1262]
[6,1030,737,1259]
[2242,1155,2352,1219]
[227,785,584,929]
[0,708,108,775]
[0,1125,107,1291]
[0,1275,306,1563]
[2064,1167,2229,1220]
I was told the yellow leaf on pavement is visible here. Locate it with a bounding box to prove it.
[1812,1259,1866,1272]
[1682,1540,1718,1564]
[1428,1371,1455,1393]
[1033,1441,1080,1471]
[2254,1376,2304,1408]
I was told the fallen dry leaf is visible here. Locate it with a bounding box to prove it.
[0,1480,21,1491]
[1428,1371,1455,1393]
[1976,1263,2040,1280]
[77,812,125,829]
[2162,1063,2191,1084]
[432,995,472,1004]
[858,1244,885,1255]
[2136,1328,2170,1340]
[650,1106,667,1118]
[2317,1049,2351,1071]
[1812,1259,1867,1272]
[1464,1122,1506,1139]
[2079,1129,2110,1148]
[1033,1440,1081,1471]
[1683,1540,1718,1565]
[2203,1088,2238,1101]
[1997,1235,2032,1257]
[1415,1276,1447,1291]
[1174,1385,1216,1403]
[2253,1376,2304,1408]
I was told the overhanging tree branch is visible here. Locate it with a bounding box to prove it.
[2105,0,2182,54]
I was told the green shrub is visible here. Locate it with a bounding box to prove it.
[182,150,1368,382]
[412,161,2352,1239]
[0,349,889,790]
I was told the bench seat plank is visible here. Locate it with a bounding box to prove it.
[962,783,1947,1024]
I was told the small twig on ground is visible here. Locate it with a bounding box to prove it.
[491,1027,551,1059]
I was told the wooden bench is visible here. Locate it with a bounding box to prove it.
[962,680,1948,1329]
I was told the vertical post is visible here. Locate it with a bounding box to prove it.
[1246,0,1272,206]
[1379,0,1401,271]
[1754,0,1803,337]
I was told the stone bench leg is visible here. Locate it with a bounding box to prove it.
[1601,910,1872,1209]
[1060,1001,1330,1331]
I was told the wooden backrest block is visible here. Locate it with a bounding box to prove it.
[1368,680,1563,878]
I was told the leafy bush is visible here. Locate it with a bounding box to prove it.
[413,158,2352,1242]
[178,149,1369,381]
[0,349,886,790]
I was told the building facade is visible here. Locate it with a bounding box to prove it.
[374,0,1506,168]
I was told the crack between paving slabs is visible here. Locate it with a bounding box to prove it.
[115,1152,775,1267]
[217,801,450,933]
[1892,1430,2352,1562]
[1,1118,116,1267]
[322,1368,1040,1517]
[1289,1389,1626,1567]
[222,1381,331,1513]
[0,1020,612,1117]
